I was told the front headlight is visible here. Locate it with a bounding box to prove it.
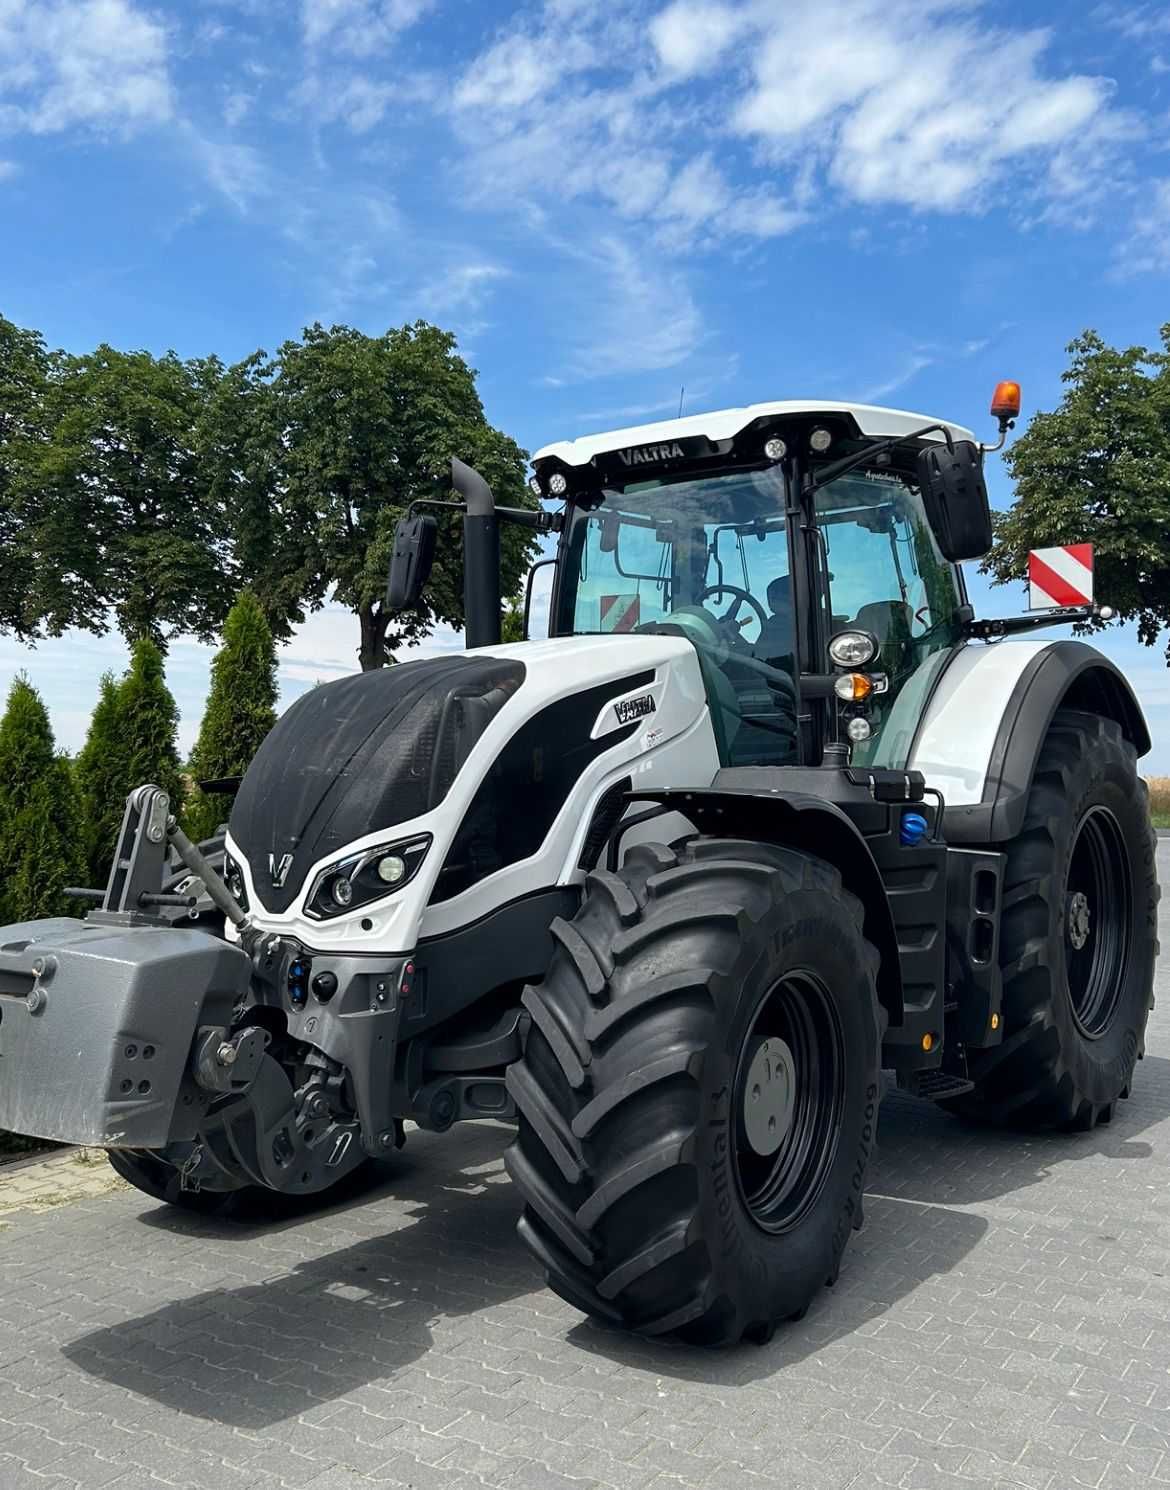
[828,629,879,668]
[304,835,431,921]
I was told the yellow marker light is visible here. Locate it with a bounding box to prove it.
[833,672,874,702]
[921,1033,934,1053]
[991,1013,1000,1030]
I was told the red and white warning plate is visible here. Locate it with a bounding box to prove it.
[1028,544,1094,611]
[600,594,641,633]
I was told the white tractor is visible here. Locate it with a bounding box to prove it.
[0,385,1156,1346]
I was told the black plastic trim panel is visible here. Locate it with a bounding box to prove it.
[430,671,654,903]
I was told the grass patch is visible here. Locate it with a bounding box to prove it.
[1147,776,1170,830]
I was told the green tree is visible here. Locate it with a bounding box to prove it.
[0,316,55,637]
[985,326,1170,654]
[195,351,313,644]
[15,341,233,647]
[259,321,538,670]
[76,641,183,887]
[0,677,84,922]
[118,636,183,818]
[73,672,127,885]
[184,591,279,842]
[501,596,526,644]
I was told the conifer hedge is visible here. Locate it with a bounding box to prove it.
[184,591,278,843]
[0,677,84,923]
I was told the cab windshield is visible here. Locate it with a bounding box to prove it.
[559,466,797,766]
[557,461,963,769]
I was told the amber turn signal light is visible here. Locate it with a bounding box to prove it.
[990,380,1021,421]
[833,673,874,702]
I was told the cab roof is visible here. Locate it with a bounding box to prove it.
[532,400,977,468]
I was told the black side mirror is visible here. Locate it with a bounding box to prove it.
[386,514,437,612]
[916,439,993,562]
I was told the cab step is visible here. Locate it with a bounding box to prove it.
[901,1070,975,1101]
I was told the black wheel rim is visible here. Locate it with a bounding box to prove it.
[1065,805,1132,1038]
[733,971,845,1234]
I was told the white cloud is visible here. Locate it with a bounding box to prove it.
[1095,3,1170,40]
[649,1,747,78]
[0,0,172,135]
[731,2,1114,212]
[418,263,509,319]
[1115,177,1170,276]
[558,236,704,378]
[184,127,271,212]
[223,90,253,127]
[450,0,1126,235]
[305,72,396,130]
[453,30,596,111]
[857,353,937,404]
[0,159,17,180]
[301,0,433,55]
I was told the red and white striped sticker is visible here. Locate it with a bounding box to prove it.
[1028,545,1094,610]
[600,594,641,632]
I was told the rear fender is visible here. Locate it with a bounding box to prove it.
[624,788,904,1027]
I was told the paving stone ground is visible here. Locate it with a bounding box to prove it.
[3,845,1170,1490]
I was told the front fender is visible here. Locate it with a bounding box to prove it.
[909,640,1150,844]
[624,787,904,1028]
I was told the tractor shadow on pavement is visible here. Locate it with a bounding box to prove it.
[565,1059,1170,1382]
[63,1125,541,1429]
[63,1062,1170,1413]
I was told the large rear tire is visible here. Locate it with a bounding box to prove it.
[946,709,1157,1130]
[507,837,884,1346]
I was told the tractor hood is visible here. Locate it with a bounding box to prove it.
[230,654,525,913]
[228,633,713,940]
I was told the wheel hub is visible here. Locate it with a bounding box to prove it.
[742,1037,796,1157]
[1067,889,1092,951]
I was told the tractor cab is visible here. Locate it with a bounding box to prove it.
[534,401,982,770]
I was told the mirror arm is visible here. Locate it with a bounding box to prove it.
[807,422,955,493]
[406,497,465,518]
[497,506,563,532]
[403,498,560,533]
[967,603,1114,640]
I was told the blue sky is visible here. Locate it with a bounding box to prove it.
[1,0,1169,765]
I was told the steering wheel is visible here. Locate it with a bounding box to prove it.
[697,583,769,641]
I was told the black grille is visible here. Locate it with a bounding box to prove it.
[578,777,633,870]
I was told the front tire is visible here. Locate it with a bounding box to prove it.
[107,1149,249,1215]
[507,838,884,1346]
[947,709,1157,1130]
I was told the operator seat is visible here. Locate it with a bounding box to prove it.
[852,600,914,647]
[755,575,793,668]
